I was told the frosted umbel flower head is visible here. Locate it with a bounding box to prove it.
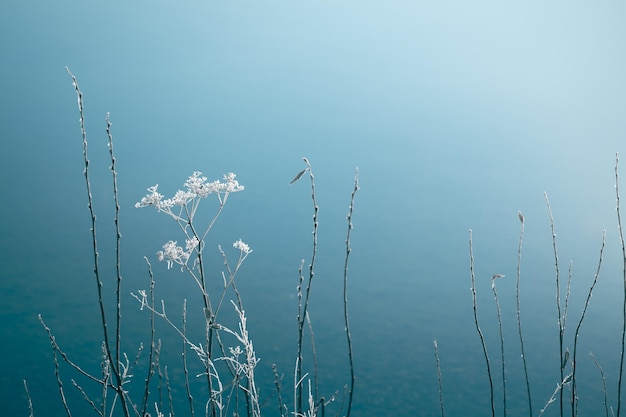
[135,171,244,213]
[156,238,199,270]
[233,239,252,255]
[134,171,247,271]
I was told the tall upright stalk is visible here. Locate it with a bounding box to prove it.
[294,157,318,415]
[589,352,610,417]
[105,113,122,373]
[616,152,626,417]
[66,68,130,417]
[491,274,507,417]
[342,168,359,417]
[469,230,495,417]
[570,230,605,417]
[433,340,445,417]
[516,211,533,417]
[545,192,566,417]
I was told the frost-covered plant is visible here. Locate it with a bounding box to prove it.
[34,69,356,417]
[133,171,258,417]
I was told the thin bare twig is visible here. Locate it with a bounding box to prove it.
[570,230,606,417]
[23,379,34,417]
[491,273,507,417]
[342,167,358,417]
[433,340,445,417]
[469,230,495,417]
[616,153,626,417]
[545,192,567,417]
[516,211,533,417]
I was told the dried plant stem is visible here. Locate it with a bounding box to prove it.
[617,152,626,417]
[39,315,103,384]
[106,113,123,370]
[164,366,174,416]
[23,379,34,417]
[182,299,195,417]
[52,337,71,417]
[342,168,358,417]
[491,275,507,417]
[570,230,605,417]
[306,312,319,401]
[71,379,101,416]
[590,351,611,417]
[516,211,533,417]
[545,192,567,417]
[66,67,130,417]
[469,230,495,417]
[433,340,445,417]
[140,257,157,416]
[538,373,573,417]
[296,157,318,415]
[272,364,288,417]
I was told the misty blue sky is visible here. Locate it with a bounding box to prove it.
[2,1,625,233]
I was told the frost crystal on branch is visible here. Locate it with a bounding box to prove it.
[135,185,165,208]
[135,172,244,213]
[233,239,252,254]
[156,239,198,269]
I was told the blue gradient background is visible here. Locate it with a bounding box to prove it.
[1,1,626,416]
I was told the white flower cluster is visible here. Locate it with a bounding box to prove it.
[233,239,252,254]
[156,237,199,269]
[135,171,244,210]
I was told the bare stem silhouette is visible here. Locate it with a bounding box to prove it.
[516,211,533,417]
[469,230,495,417]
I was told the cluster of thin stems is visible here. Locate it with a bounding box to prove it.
[30,69,358,417]
[283,159,357,417]
[34,68,259,417]
[462,167,617,417]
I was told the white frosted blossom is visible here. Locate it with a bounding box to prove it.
[184,171,211,197]
[233,239,252,254]
[135,185,164,208]
[135,172,244,213]
[185,236,200,251]
[220,172,244,193]
[156,239,199,269]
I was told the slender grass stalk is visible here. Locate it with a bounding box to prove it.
[590,351,611,417]
[616,152,626,417]
[140,257,157,416]
[272,364,288,417]
[516,211,533,417]
[306,312,319,401]
[49,332,72,417]
[23,379,33,417]
[105,113,123,373]
[569,230,606,416]
[294,157,318,415]
[491,274,507,417]
[40,315,106,385]
[181,298,195,417]
[153,339,164,412]
[545,192,567,417]
[469,230,495,417]
[65,68,131,416]
[538,372,573,417]
[71,379,100,415]
[164,366,174,416]
[433,340,445,417]
[100,341,109,415]
[564,261,573,341]
[342,167,359,417]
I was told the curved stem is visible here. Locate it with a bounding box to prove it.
[469,230,495,417]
